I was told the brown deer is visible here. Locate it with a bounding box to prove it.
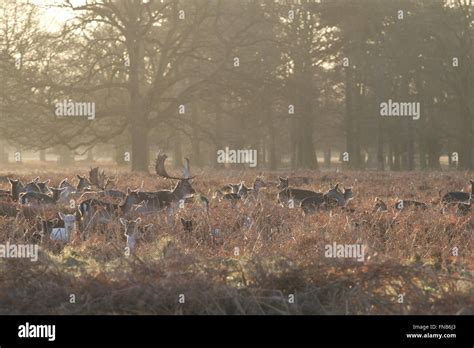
[324,184,354,207]
[277,177,321,207]
[76,175,92,192]
[154,153,196,208]
[78,189,139,235]
[441,180,474,204]
[19,187,64,205]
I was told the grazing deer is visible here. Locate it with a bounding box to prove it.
[120,217,142,252]
[373,197,388,212]
[277,177,321,207]
[394,199,428,210]
[19,187,64,205]
[441,180,474,204]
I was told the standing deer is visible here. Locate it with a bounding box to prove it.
[76,175,92,192]
[120,217,142,252]
[441,180,474,204]
[19,187,64,205]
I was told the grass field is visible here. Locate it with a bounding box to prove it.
[0,165,472,314]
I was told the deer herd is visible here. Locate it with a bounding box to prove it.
[0,153,472,253]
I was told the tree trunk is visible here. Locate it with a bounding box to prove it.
[129,30,148,172]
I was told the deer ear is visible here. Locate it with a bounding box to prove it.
[33,176,40,183]
[58,212,65,220]
[119,218,127,226]
[135,217,141,224]
[43,179,50,185]
[77,175,82,180]
[127,187,131,194]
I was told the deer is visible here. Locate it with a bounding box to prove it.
[373,197,388,212]
[24,177,42,193]
[76,175,92,192]
[120,217,142,252]
[299,184,346,214]
[324,184,354,207]
[78,187,126,203]
[19,187,64,205]
[8,178,26,201]
[78,189,139,234]
[58,178,76,203]
[35,178,52,194]
[215,183,241,197]
[441,180,474,204]
[154,153,196,208]
[277,177,321,207]
[50,212,76,242]
[89,167,107,190]
[239,177,266,200]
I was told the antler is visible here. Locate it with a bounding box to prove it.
[155,153,195,180]
[89,167,107,189]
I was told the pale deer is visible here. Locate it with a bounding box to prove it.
[120,217,142,252]
[50,212,76,242]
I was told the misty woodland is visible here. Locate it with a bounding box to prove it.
[0,0,472,315]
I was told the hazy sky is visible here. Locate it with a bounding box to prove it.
[31,0,82,31]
